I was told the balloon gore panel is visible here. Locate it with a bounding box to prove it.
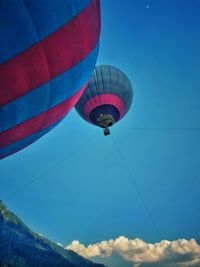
[0,0,101,159]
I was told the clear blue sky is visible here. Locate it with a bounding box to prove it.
[1,0,200,265]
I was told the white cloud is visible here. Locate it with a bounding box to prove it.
[66,236,200,266]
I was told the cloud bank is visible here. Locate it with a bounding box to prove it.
[66,236,200,266]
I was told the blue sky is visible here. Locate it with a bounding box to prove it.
[1,0,200,266]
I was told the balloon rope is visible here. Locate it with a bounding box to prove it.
[102,149,107,232]
[111,135,163,240]
[111,135,179,267]
[127,127,200,131]
[3,134,96,201]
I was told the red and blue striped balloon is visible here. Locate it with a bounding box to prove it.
[0,0,100,159]
[75,65,133,133]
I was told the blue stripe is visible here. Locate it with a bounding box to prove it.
[0,119,63,160]
[0,43,99,132]
[0,0,91,63]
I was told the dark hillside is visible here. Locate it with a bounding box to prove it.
[0,201,104,267]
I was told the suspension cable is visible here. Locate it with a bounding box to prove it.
[111,135,163,240]
[126,127,200,131]
[3,134,96,201]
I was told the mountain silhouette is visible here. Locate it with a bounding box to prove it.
[0,201,105,267]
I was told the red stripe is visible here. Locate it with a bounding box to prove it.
[0,85,86,148]
[83,93,125,122]
[0,0,100,107]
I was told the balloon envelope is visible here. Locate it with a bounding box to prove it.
[0,0,100,159]
[75,65,133,130]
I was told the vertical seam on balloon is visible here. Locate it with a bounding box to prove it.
[108,65,111,110]
[22,0,52,134]
[93,66,99,100]
[94,69,99,109]
[78,4,86,81]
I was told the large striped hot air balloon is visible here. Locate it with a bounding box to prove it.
[0,0,100,159]
[75,65,133,135]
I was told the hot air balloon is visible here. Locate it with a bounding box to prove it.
[75,65,133,135]
[0,0,100,159]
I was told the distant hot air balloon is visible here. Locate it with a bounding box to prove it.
[0,0,100,159]
[75,65,133,135]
